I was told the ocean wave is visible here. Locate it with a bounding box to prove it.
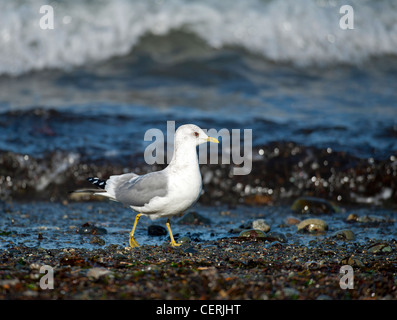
[1,0,397,76]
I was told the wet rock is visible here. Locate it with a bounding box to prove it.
[230,220,269,234]
[90,236,105,246]
[368,243,392,254]
[77,222,107,235]
[291,197,339,215]
[269,241,283,249]
[87,267,111,280]
[238,229,267,239]
[285,216,301,225]
[148,225,167,236]
[297,218,328,233]
[263,232,287,243]
[347,214,386,223]
[177,236,191,245]
[252,219,270,233]
[357,215,386,223]
[331,230,355,241]
[177,211,211,225]
[60,255,90,267]
[304,261,321,270]
[341,256,365,267]
[346,213,358,222]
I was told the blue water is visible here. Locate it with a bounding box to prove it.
[0,0,396,161]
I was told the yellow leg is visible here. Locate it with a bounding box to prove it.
[129,213,141,248]
[166,218,181,247]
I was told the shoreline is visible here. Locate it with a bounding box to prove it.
[0,200,396,300]
[1,236,396,300]
[1,141,396,207]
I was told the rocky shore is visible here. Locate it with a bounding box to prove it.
[1,142,396,207]
[1,237,396,300]
[0,199,396,300]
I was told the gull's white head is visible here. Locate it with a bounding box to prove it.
[175,124,219,147]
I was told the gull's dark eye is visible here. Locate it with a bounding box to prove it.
[193,132,199,137]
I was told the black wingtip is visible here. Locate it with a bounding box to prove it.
[87,177,107,189]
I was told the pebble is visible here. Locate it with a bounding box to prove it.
[347,214,386,223]
[252,219,270,233]
[368,243,392,254]
[357,215,386,223]
[177,236,191,244]
[148,225,167,236]
[297,218,328,233]
[78,223,107,235]
[331,229,355,241]
[291,197,338,215]
[341,256,365,267]
[238,229,267,239]
[263,232,287,243]
[304,261,321,269]
[87,267,111,280]
[285,216,301,225]
[177,211,211,225]
[89,236,105,246]
[346,214,358,222]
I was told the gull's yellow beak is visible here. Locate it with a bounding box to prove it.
[207,137,219,143]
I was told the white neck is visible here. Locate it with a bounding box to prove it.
[168,141,199,170]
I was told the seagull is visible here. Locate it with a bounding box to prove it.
[79,124,219,248]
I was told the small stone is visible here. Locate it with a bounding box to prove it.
[238,229,266,239]
[148,225,167,236]
[29,263,42,270]
[304,261,321,269]
[357,215,386,223]
[269,241,283,249]
[346,213,358,222]
[252,219,270,233]
[87,267,111,280]
[177,236,191,244]
[177,212,211,225]
[368,243,392,254]
[89,236,105,246]
[263,232,287,243]
[78,222,107,235]
[331,229,355,241]
[341,256,365,267]
[297,218,328,233]
[291,197,339,215]
[285,216,301,225]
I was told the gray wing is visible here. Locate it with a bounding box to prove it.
[113,171,168,207]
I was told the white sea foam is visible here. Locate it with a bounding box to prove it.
[1,0,397,75]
